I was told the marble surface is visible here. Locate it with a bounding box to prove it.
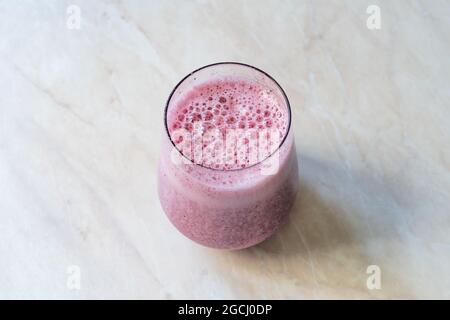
[1,0,449,299]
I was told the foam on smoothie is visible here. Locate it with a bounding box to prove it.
[168,78,289,171]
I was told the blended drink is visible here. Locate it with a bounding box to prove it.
[158,63,298,249]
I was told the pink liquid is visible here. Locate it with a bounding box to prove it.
[158,77,298,249]
[167,79,289,170]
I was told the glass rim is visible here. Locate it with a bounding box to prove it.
[164,61,292,172]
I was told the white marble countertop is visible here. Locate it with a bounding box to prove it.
[1,0,449,299]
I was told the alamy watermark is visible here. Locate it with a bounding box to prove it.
[67,265,81,290]
[170,124,281,175]
[366,265,382,290]
[66,5,81,30]
[366,5,381,30]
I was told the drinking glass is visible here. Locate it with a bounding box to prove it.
[157,62,299,249]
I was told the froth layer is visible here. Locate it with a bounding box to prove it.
[168,78,289,170]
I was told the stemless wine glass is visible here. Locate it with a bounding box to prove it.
[157,62,299,250]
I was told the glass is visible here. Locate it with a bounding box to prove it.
[157,62,299,250]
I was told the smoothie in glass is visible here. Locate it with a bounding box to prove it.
[157,63,298,250]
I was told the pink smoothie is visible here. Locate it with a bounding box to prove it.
[158,76,298,249]
[167,79,289,170]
